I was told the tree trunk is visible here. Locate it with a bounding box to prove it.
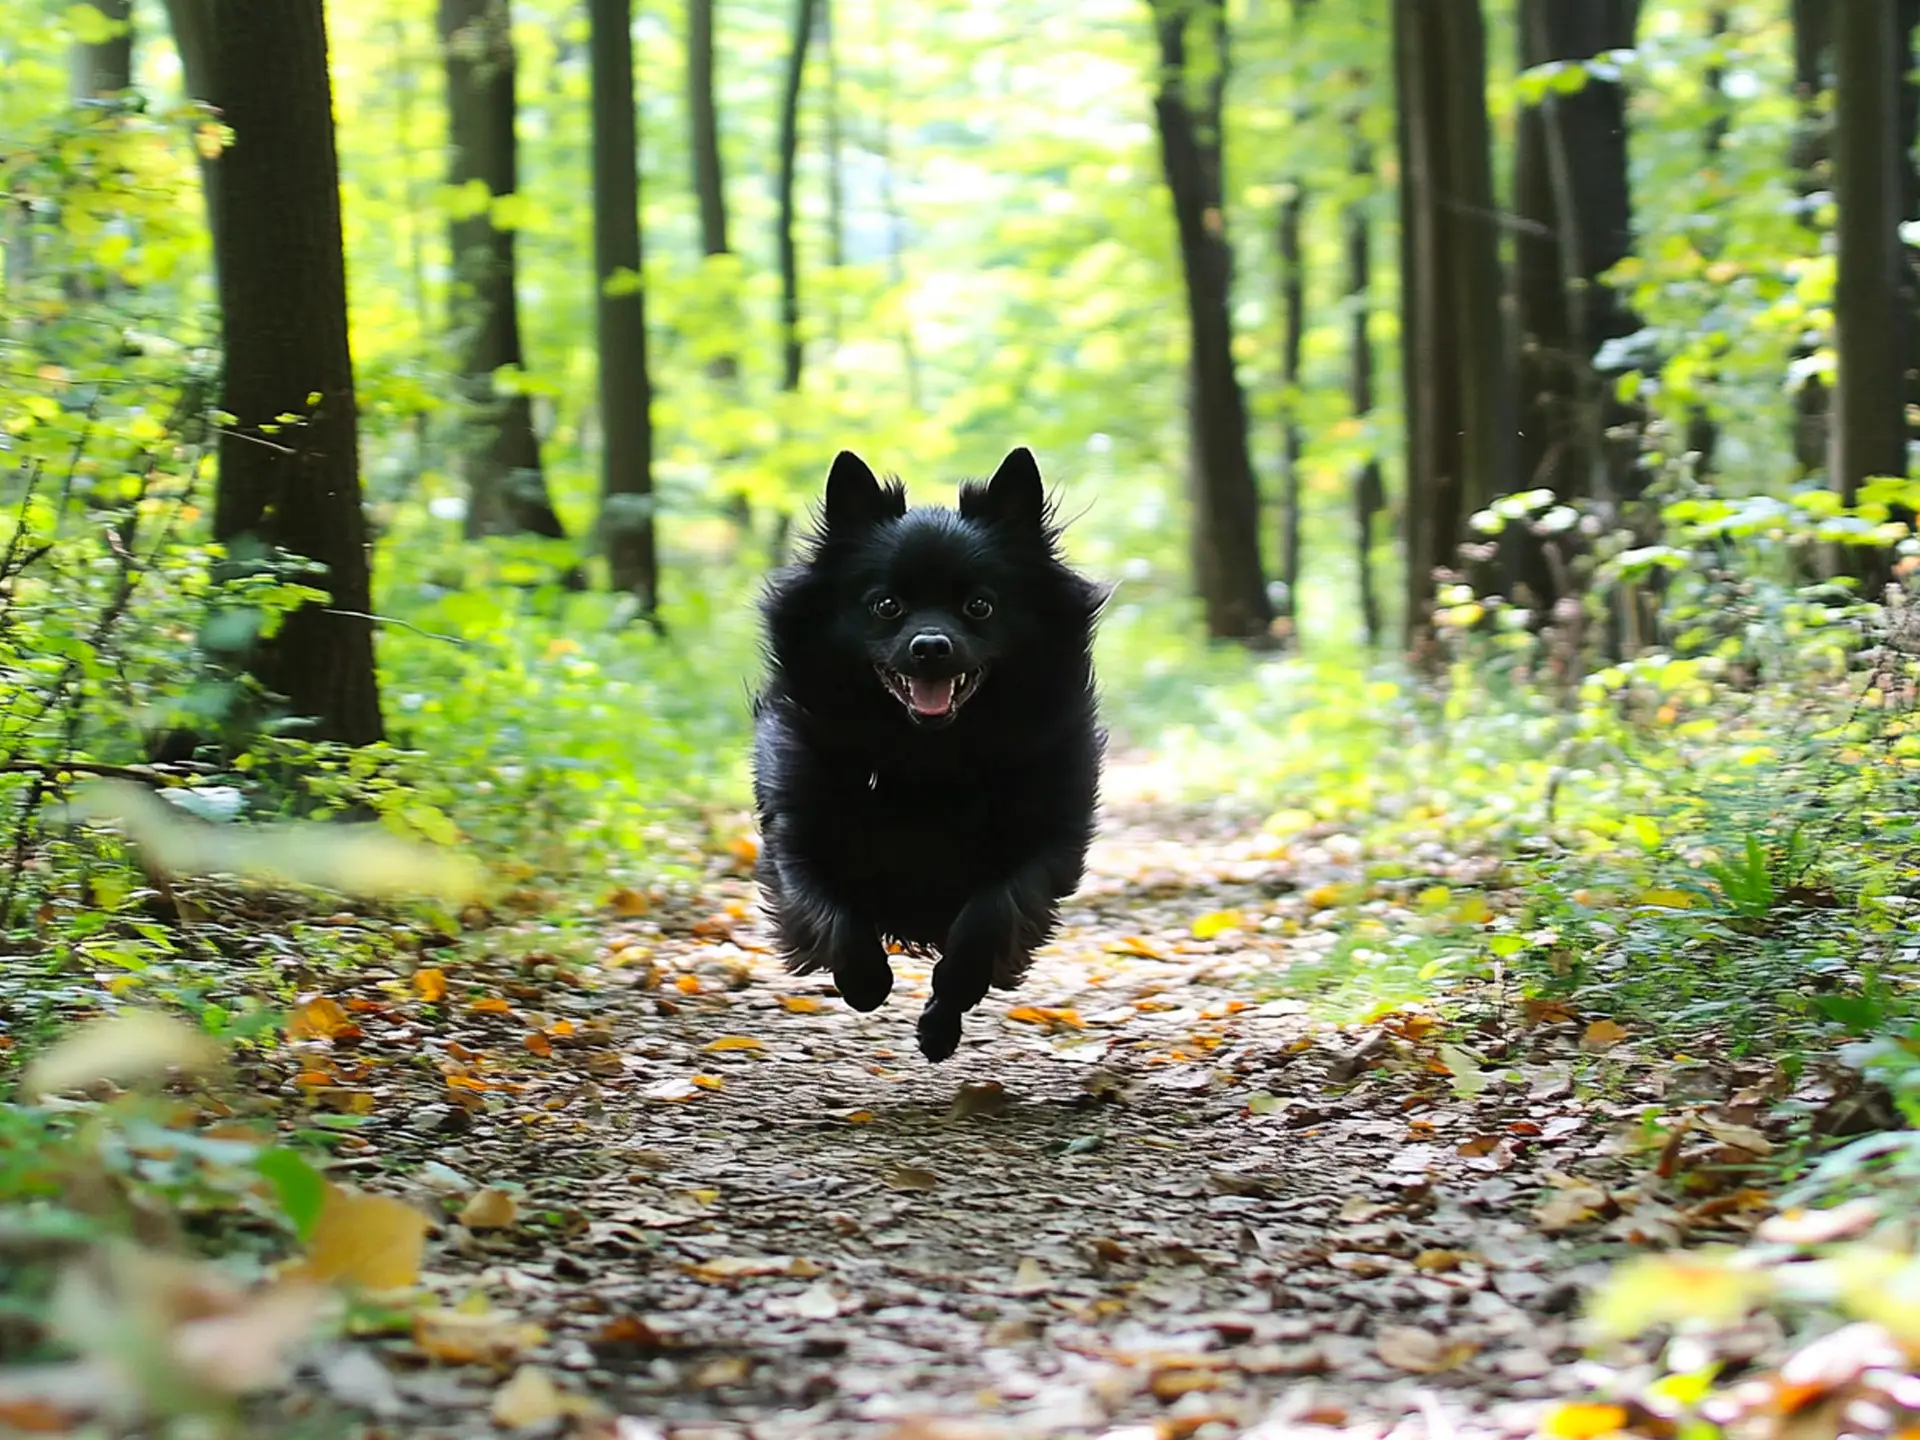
[164,0,223,270]
[1344,95,1384,649]
[822,0,845,348]
[1790,0,1833,473]
[72,0,133,98]
[874,0,921,411]
[1830,0,1907,542]
[1274,0,1312,642]
[687,0,736,387]
[776,0,820,394]
[1394,0,1513,653]
[440,0,569,543]
[186,0,383,745]
[1148,0,1273,644]
[588,0,658,609]
[1510,0,1641,613]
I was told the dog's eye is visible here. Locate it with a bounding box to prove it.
[870,595,903,619]
[964,596,994,620]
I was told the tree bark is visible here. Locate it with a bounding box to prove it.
[1344,94,1384,649]
[1510,0,1641,612]
[72,0,133,98]
[1790,0,1833,473]
[874,0,921,411]
[1393,0,1513,653]
[187,0,383,744]
[776,0,820,394]
[1830,0,1907,527]
[1148,0,1273,644]
[588,0,658,609]
[1274,0,1312,641]
[440,0,569,542]
[687,0,738,389]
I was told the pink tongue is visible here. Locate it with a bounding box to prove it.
[907,676,956,715]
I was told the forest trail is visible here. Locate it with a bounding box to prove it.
[296,766,1641,1440]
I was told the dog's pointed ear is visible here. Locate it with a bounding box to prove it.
[972,447,1046,530]
[822,451,890,533]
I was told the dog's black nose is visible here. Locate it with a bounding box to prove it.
[909,632,953,661]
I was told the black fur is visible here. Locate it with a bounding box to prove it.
[751,448,1106,1062]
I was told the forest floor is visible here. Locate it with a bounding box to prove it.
[215,759,1805,1440]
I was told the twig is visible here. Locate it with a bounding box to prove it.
[0,761,215,783]
[320,608,467,646]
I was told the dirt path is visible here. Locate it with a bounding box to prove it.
[305,781,1634,1440]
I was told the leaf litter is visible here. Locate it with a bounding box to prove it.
[7,776,1824,1438]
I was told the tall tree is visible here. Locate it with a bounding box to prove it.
[1789,0,1833,472]
[1274,0,1312,642]
[776,0,820,395]
[1510,0,1641,613]
[439,0,570,542]
[873,0,921,410]
[72,0,133,98]
[1829,0,1907,531]
[588,0,658,609]
[1344,82,1384,648]
[686,0,735,382]
[1147,0,1273,644]
[1393,0,1512,651]
[165,0,383,744]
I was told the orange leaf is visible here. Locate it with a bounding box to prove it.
[674,974,702,995]
[778,995,822,1014]
[523,1032,552,1058]
[1582,1019,1628,1051]
[413,968,448,1003]
[1006,1006,1084,1032]
[287,996,354,1041]
[692,1074,725,1090]
[470,996,513,1015]
[291,1185,428,1289]
[703,1036,765,1053]
[1104,936,1164,959]
[605,886,651,917]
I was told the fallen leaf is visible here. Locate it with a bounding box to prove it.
[1702,1117,1774,1156]
[491,1364,603,1427]
[1149,1365,1220,1401]
[21,1010,224,1099]
[605,887,651,917]
[524,1032,552,1057]
[641,1077,700,1102]
[683,1255,823,1283]
[883,1166,939,1191]
[1538,1403,1631,1440]
[764,1280,845,1320]
[412,968,447,1003]
[703,1035,766,1053]
[1375,1325,1478,1374]
[469,996,513,1015]
[778,995,823,1013]
[415,1307,545,1365]
[1582,1019,1628,1051]
[291,1185,429,1290]
[1104,936,1164,959]
[1535,1184,1612,1234]
[1189,909,1245,940]
[1005,1005,1083,1032]
[950,1081,1009,1119]
[458,1187,519,1230]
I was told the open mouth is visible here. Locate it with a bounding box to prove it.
[877,666,985,724]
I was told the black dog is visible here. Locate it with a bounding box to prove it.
[751,448,1105,1061]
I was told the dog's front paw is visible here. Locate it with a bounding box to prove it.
[833,958,894,1013]
[916,997,964,1062]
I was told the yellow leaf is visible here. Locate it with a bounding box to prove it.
[1304,882,1352,910]
[1005,1005,1084,1032]
[1582,1019,1628,1051]
[692,1074,725,1090]
[674,974,703,995]
[490,1365,603,1427]
[470,995,514,1015]
[1539,1403,1631,1440]
[287,996,354,1041]
[416,1307,545,1365]
[1375,1325,1478,1374]
[703,1036,766,1053]
[458,1187,519,1230]
[21,1009,223,1099]
[605,886,651,916]
[412,968,447,1003]
[778,995,822,1013]
[1636,888,1696,910]
[883,1166,939,1191]
[683,1255,823,1283]
[1103,936,1164,959]
[1190,909,1244,940]
[292,1185,429,1290]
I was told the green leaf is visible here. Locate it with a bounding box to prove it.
[256,1148,328,1241]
